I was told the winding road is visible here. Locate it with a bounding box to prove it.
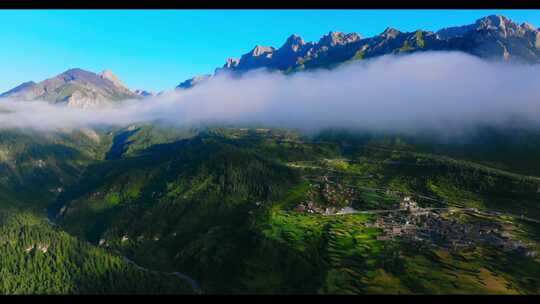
[122,256,202,294]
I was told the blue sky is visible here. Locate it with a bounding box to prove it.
[0,9,539,93]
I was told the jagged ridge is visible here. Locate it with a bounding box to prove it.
[178,15,540,89]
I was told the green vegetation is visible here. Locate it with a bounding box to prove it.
[398,41,414,53]
[55,84,82,102]
[415,30,425,48]
[1,126,540,294]
[0,208,192,294]
[350,50,364,61]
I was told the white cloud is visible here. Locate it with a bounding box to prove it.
[1,51,540,137]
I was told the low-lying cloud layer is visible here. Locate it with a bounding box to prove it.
[1,52,540,136]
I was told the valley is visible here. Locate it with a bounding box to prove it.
[1,125,538,294]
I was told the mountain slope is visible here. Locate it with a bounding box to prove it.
[0,208,192,294]
[0,68,139,108]
[54,127,540,294]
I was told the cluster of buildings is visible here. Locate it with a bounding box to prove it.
[369,210,420,241]
[295,175,355,214]
[400,196,420,212]
[369,197,537,257]
[33,159,46,168]
[293,169,538,259]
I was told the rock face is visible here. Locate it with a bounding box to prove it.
[100,69,127,89]
[435,15,540,61]
[0,68,139,108]
[190,14,540,88]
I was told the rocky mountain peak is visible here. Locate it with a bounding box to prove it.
[59,68,94,82]
[318,31,361,47]
[437,15,528,40]
[521,22,537,32]
[250,45,275,57]
[380,27,401,39]
[99,69,126,88]
[475,15,510,29]
[286,34,304,43]
[282,34,305,51]
[318,31,340,46]
[474,14,524,38]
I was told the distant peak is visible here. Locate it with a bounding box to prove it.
[57,68,95,81]
[285,34,305,45]
[64,67,86,73]
[100,69,115,77]
[100,69,117,80]
[521,22,537,31]
[99,69,125,88]
[61,68,89,76]
[477,14,507,24]
[280,34,306,52]
[319,31,360,47]
[475,15,515,29]
[324,31,344,40]
[381,27,401,37]
[345,32,361,41]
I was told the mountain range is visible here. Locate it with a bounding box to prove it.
[2,14,540,106]
[179,15,540,88]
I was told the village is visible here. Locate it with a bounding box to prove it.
[294,174,538,258]
[369,197,537,257]
[295,175,357,215]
